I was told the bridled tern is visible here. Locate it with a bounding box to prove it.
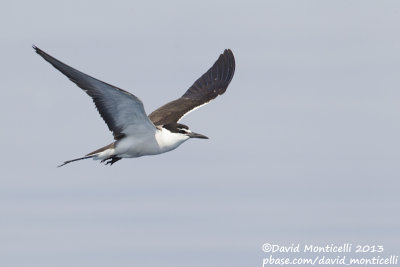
[33,46,235,166]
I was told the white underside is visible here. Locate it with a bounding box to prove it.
[92,127,189,160]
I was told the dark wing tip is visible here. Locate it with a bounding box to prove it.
[223,49,235,64]
[182,48,235,100]
[220,48,235,83]
[32,45,55,64]
[32,44,40,53]
[148,49,235,126]
[33,46,57,63]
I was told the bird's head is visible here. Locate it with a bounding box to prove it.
[162,123,208,140]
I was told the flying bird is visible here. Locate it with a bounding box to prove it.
[33,46,235,166]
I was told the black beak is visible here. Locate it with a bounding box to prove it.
[188,132,209,139]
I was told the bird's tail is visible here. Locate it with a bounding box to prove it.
[57,155,95,167]
[57,143,116,167]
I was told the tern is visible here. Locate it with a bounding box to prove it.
[33,46,235,166]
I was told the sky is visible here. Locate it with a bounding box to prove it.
[1,1,400,266]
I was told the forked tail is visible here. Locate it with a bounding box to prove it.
[58,143,116,167]
[57,155,95,167]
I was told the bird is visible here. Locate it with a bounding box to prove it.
[33,46,235,167]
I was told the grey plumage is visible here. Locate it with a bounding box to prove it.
[33,46,235,166]
[33,46,155,140]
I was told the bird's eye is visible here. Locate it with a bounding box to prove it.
[178,129,187,134]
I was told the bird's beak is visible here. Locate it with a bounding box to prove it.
[188,132,209,139]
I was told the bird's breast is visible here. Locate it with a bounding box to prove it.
[114,129,188,158]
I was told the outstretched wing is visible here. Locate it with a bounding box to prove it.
[148,49,235,126]
[34,46,156,140]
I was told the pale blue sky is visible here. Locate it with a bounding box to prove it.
[1,1,399,266]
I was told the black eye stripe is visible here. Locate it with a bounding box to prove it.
[178,124,188,130]
[163,123,189,133]
[178,129,187,134]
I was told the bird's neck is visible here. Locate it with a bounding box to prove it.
[155,127,189,152]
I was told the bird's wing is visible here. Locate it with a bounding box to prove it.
[148,49,235,126]
[34,46,156,140]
